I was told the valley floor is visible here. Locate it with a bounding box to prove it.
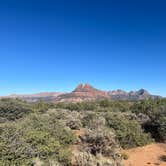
[123,143,166,166]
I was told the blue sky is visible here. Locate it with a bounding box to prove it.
[0,0,166,96]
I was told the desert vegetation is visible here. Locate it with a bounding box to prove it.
[0,98,165,165]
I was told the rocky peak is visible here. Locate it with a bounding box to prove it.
[73,83,99,92]
[136,89,150,96]
[109,89,128,95]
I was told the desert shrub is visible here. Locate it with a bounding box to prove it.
[98,158,122,166]
[105,113,153,149]
[83,113,106,130]
[56,102,97,111]
[65,103,83,111]
[132,99,166,142]
[33,101,55,113]
[56,102,83,111]
[132,98,166,117]
[0,113,76,165]
[81,128,121,160]
[0,98,32,121]
[81,102,97,110]
[99,99,111,108]
[33,157,64,166]
[48,109,83,130]
[57,148,73,164]
[56,100,132,112]
[157,112,166,141]
[145,110,166,142]
[74,152,97,166]
[82,112,95,127]
[66,118,82,130]
[48,109,69,120]
[82,112,100,128]
[65,113,83,130]
[135,113,151,125]
[98,100,131,112]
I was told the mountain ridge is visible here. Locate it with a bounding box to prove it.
[0,83,161,102]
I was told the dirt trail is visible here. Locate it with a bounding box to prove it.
[123,143,166,166]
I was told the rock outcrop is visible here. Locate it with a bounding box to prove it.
[55,84,109,102]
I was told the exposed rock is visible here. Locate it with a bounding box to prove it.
[55,84,109,102]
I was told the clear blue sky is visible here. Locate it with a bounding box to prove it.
[0,0,166,96]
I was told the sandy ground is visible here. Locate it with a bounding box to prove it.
[123,143,166,166]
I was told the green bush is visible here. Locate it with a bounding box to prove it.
[0,98,32,121]
[56,102,97,111]
[80,128,122,165]
[82,128,119,156]
[99,99,131,112]
[132,99,166,142]
[148,111,166,141]
[74,151,97,166]
[157,113,166,141]
[132,99,166,117]
[99,99,111,108]
[82,112,106,129]
[33,101,55,113]
[0,113,76,165]
[105,113,153,149]
[82,112,98,128]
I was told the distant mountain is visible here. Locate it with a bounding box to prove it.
[0,84,161,102]
[0,92,65,102]
[54,84,109,102]
[108,88,159,100]
[55,84,161,102]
